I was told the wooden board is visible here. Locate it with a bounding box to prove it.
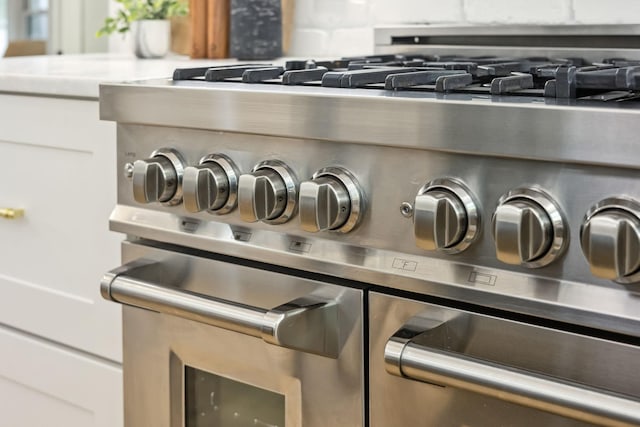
[189,0,207,58]
[282,0,295,55]
[206,0,229,58]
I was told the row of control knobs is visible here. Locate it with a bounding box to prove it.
[129,149,640,284]
[413,178,640,284]
[129,149,363,233]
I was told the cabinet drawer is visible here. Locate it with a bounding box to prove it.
[0,324,122,427]
[0,95,122,361]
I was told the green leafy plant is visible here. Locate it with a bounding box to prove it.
[97,0,188,37]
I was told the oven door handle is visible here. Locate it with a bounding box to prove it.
[101,259,340,358]
[384,328,640,427]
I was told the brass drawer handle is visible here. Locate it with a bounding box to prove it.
[0,208,24,219]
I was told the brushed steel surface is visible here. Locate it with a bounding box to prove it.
[99,82,640,170]
[375,24,640,38]
[119,240,364,427]
[374,24,640,62]
[581,197,640,283]
[385,326,640,426]
[107,123,640,336]
[101,260,341,357]
[370,292,640,427]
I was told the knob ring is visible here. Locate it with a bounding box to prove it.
[252,160,298,224]
[417,177,481,254]
[581,196,640,284]
[150,148,186,206]
[311,167,365,233]
[199,153,240,215]
[494,187,568,268]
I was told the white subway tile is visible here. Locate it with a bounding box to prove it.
[372,0,463,24]
[573,0,640,23]
[300,0,373,29]
[289,29,330,56]
[464,0,572,24]
[328,28,375,56]
[292,0,315,28]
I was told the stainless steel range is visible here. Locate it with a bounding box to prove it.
[100,25,640,427]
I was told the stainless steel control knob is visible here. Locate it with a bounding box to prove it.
[299,167,364,233]
[182,154,239,214]
[414,178,479,253]
[580,198,640,283]
[132,148,185,205]
[492,188,567,268]
[238,160,298,224]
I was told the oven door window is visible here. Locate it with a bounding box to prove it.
[185,366,285,427]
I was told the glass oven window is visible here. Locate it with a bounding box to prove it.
[185,366,285,427]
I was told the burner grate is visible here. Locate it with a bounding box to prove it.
[173,54,640,101]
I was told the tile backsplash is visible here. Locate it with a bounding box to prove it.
[289,0,640,56]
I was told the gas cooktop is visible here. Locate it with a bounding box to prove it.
[165,24,640,106]
[172,54,640,102]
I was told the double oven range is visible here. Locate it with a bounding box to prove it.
[100,25,640,426]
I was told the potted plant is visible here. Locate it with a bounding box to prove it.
[97,0,188,58]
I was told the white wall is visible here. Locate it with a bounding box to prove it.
[288,0,640,56]
[105,0,640,57]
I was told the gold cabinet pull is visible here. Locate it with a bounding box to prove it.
[0,208,24,219]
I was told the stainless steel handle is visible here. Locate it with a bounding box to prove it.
[101,260,339,358]
[384,333,640,427]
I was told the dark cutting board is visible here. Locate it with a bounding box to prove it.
[230,0,282,60]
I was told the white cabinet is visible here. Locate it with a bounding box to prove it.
[0,324,122,427]
[0,93,122,425]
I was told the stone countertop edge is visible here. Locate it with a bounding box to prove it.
[0,54,246,99]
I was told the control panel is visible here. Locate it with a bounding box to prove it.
[122,142,640,285]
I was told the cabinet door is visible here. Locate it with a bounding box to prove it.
[0,324,122,427]
[0,95,122,361]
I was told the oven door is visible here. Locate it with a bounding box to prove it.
[101,241,364,427]
[370,292,640,427]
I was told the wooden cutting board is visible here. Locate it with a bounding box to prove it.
[189,0,207,58]
[184,0,291,58]
[207,0,229,58]
[282,0,295,55]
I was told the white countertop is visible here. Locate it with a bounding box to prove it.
[0,54,236,99]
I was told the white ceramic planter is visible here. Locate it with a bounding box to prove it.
[132,19,170,59]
